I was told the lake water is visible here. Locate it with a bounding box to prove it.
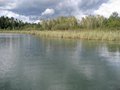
[0,34,120,90]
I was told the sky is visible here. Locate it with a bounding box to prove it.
[0,0,120,23]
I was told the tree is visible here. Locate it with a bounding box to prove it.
[80,15,105,29]
[110,12,119,19]
[106,12,120,29]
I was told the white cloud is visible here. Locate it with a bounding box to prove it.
[0,9,32,22]
[94,0,120,18]
[41,8,55,16]
[0,0,115,22]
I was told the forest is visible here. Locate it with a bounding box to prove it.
[0,12,120,30]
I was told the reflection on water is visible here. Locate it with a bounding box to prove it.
[0,34,120,90]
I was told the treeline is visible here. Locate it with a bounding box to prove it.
[41,16,79,30]
[0,12,120,30]
[80,12,120,30]
[0,16,41,30]
[0,16,25,30]
[41,12,120,30]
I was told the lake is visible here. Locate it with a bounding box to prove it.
[0,34,120,90]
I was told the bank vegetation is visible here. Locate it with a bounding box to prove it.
[0,12,120,41]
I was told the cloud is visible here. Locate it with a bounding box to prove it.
[0,0,16,9]
[10,0,108,16]
[11,0,60,16]
[0,0,115,22]
[41,8,55,16]
[94,0,120,17]
[0,9,33,22]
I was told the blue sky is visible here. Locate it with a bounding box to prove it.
[0,0,120,23]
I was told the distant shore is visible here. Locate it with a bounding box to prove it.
[0,30,120,41]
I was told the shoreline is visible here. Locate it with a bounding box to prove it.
[0,30,120,41]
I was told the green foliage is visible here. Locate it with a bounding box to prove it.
[41,16,79,30]
[80,12,120,30]
[80,15,106,29]
[0,16,25,30]
[0,12,120,30]
[0,16,43,30]
[105,12,120,29]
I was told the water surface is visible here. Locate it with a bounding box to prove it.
[0,34,120,90]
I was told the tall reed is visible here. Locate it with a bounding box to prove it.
[0,30,120,41]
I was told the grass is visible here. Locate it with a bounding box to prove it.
[0,30,120,41]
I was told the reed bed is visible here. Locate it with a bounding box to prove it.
[0,30,120,41]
